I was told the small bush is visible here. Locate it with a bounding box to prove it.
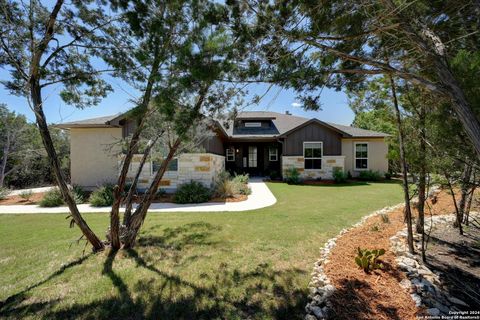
[332,167,347,183]
[72,185,86,204]
[215,178,238,198]
[89,184,114,207]
[355,247,385,273]
[232,173,249,185]
[19,190,34,201]
[39,188,64,207]
[284,167,302,185]
[174,181,211,204]
[358,170,383,181]
[347,171,352,179]
[268,170,280,180]
[384,172,392,180]
[0,187,10,200]
[380,213,390,223]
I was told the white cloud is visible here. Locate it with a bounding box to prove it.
[291,102,302,108]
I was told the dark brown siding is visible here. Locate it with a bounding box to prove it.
[202,135,224,155]
[283,122,342,156]
[122,119,137,138]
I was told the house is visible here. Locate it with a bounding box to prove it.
[56,111,389,191]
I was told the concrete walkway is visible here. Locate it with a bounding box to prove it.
[0,179,276,214]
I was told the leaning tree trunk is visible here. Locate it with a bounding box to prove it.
[123,138,182,248]
[31,82,104,251]
[416,103,427,261]
[27,0,103,251]
[109,43,163,250]
[389,75,415,254]
[456,162,472,227]
[444,172,464,235]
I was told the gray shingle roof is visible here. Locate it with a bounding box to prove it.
[220,111,389,138]
[54,114,121,128]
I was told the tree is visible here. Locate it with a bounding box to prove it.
[0,0,118,251]
[241,0,480,156]
[0,104,30,187]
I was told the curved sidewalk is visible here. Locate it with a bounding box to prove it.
[0,179,276,214]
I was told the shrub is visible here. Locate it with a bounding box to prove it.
[215,178,238,198]
[347,171,352,179]
[232,173,249,185]
[89,184,114,207]
[72,185,86,204]
[355,247,385,273]
[268,170,280,180]
[39,188,64,207]
[284,167,302,185]
[332,167,348,183]
[0,187,10,200]
[384,172,392,180]
[380,213,390,223]
[358,170,383,181]
[19,190,34,201]
[173,181,211,204]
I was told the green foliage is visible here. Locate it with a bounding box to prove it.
[268,170,280,180]
[39,189,64,207]
[89,184,114,207]
[284,167,302,185]
[370,225,380,232]
[358,170,383,181]
[72,185,86,204]
[19,190,33,201]
[332,167,347,183]
[232,173,249,185]
[355,247,386,273]
[0,187,10,200]
[156,188,166,198]
[214,171,250,198]
[174,181,212,204]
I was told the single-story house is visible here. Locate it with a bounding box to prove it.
[56,111,389,191]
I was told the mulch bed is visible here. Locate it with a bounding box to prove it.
[0,192,45,205]
[323,189,464,320]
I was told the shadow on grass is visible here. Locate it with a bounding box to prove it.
[0,221,308,320]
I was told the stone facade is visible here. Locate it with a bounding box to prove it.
[282,156,345,180]
[124,153,225,192]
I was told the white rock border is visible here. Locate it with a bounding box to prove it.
[305,203,404,320]
[390,212,478,316]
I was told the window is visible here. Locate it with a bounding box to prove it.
[269,147,278,161]
[152,158,178,173]
[226,148,235,162]
[355,143,368,170]
[248,146,257,167]
[244,122,262,127]
[304,142,322,169]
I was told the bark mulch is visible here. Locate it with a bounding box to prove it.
[323,189,458,320]
[0,192,45,205]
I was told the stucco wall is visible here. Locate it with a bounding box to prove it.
[70,128,122,189]
[282,155,345,180]
[341,138,388,176]
[126,153,225,192]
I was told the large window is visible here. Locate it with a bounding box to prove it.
[269,147,278,161]
[355,143,368,170]
[248,146,257,167]
[152,158,178,173]
[226,148,235,162]
[304,142,322,169]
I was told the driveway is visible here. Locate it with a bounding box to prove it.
[0,179,276,214]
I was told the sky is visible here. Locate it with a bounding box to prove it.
[0,75,355,126]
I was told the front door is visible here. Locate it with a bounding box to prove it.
[248,146,258,175]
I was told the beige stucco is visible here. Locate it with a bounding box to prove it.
[70,128,122,189]
[341,138,389,176]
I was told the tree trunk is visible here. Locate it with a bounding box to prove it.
[123,136,160,226]
[0,134,10,187]
[464,172,476,225]
[389,75,415,254]
[456,162,472,227]
[445,172,464,235]
[26,0,103,251]
[109,43,162,250]
[416,103,427,262]
[31,82,104,251]
[123,138,182,248]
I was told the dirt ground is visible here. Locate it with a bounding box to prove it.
[0,192,45,205]
[323,189,480,319]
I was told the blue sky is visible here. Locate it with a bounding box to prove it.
[0,76,355,125]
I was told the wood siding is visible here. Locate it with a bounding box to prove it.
[283,122,342,156]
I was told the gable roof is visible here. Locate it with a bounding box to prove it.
[219,111,389,138]
[55,110,389,138]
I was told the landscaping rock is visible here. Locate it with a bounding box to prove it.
[427,308,440,316]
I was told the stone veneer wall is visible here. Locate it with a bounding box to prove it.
[124,153,225,191]
[282,156,345,180]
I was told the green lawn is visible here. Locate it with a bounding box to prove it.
[0,182,402,320]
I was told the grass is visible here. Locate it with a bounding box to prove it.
[0,182,402,319]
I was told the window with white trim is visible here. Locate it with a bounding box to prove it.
[244,122,262,127]
[355,143,368,170]
[269,147,278,161]
[226,148,235,162]
[304,142,322,169]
